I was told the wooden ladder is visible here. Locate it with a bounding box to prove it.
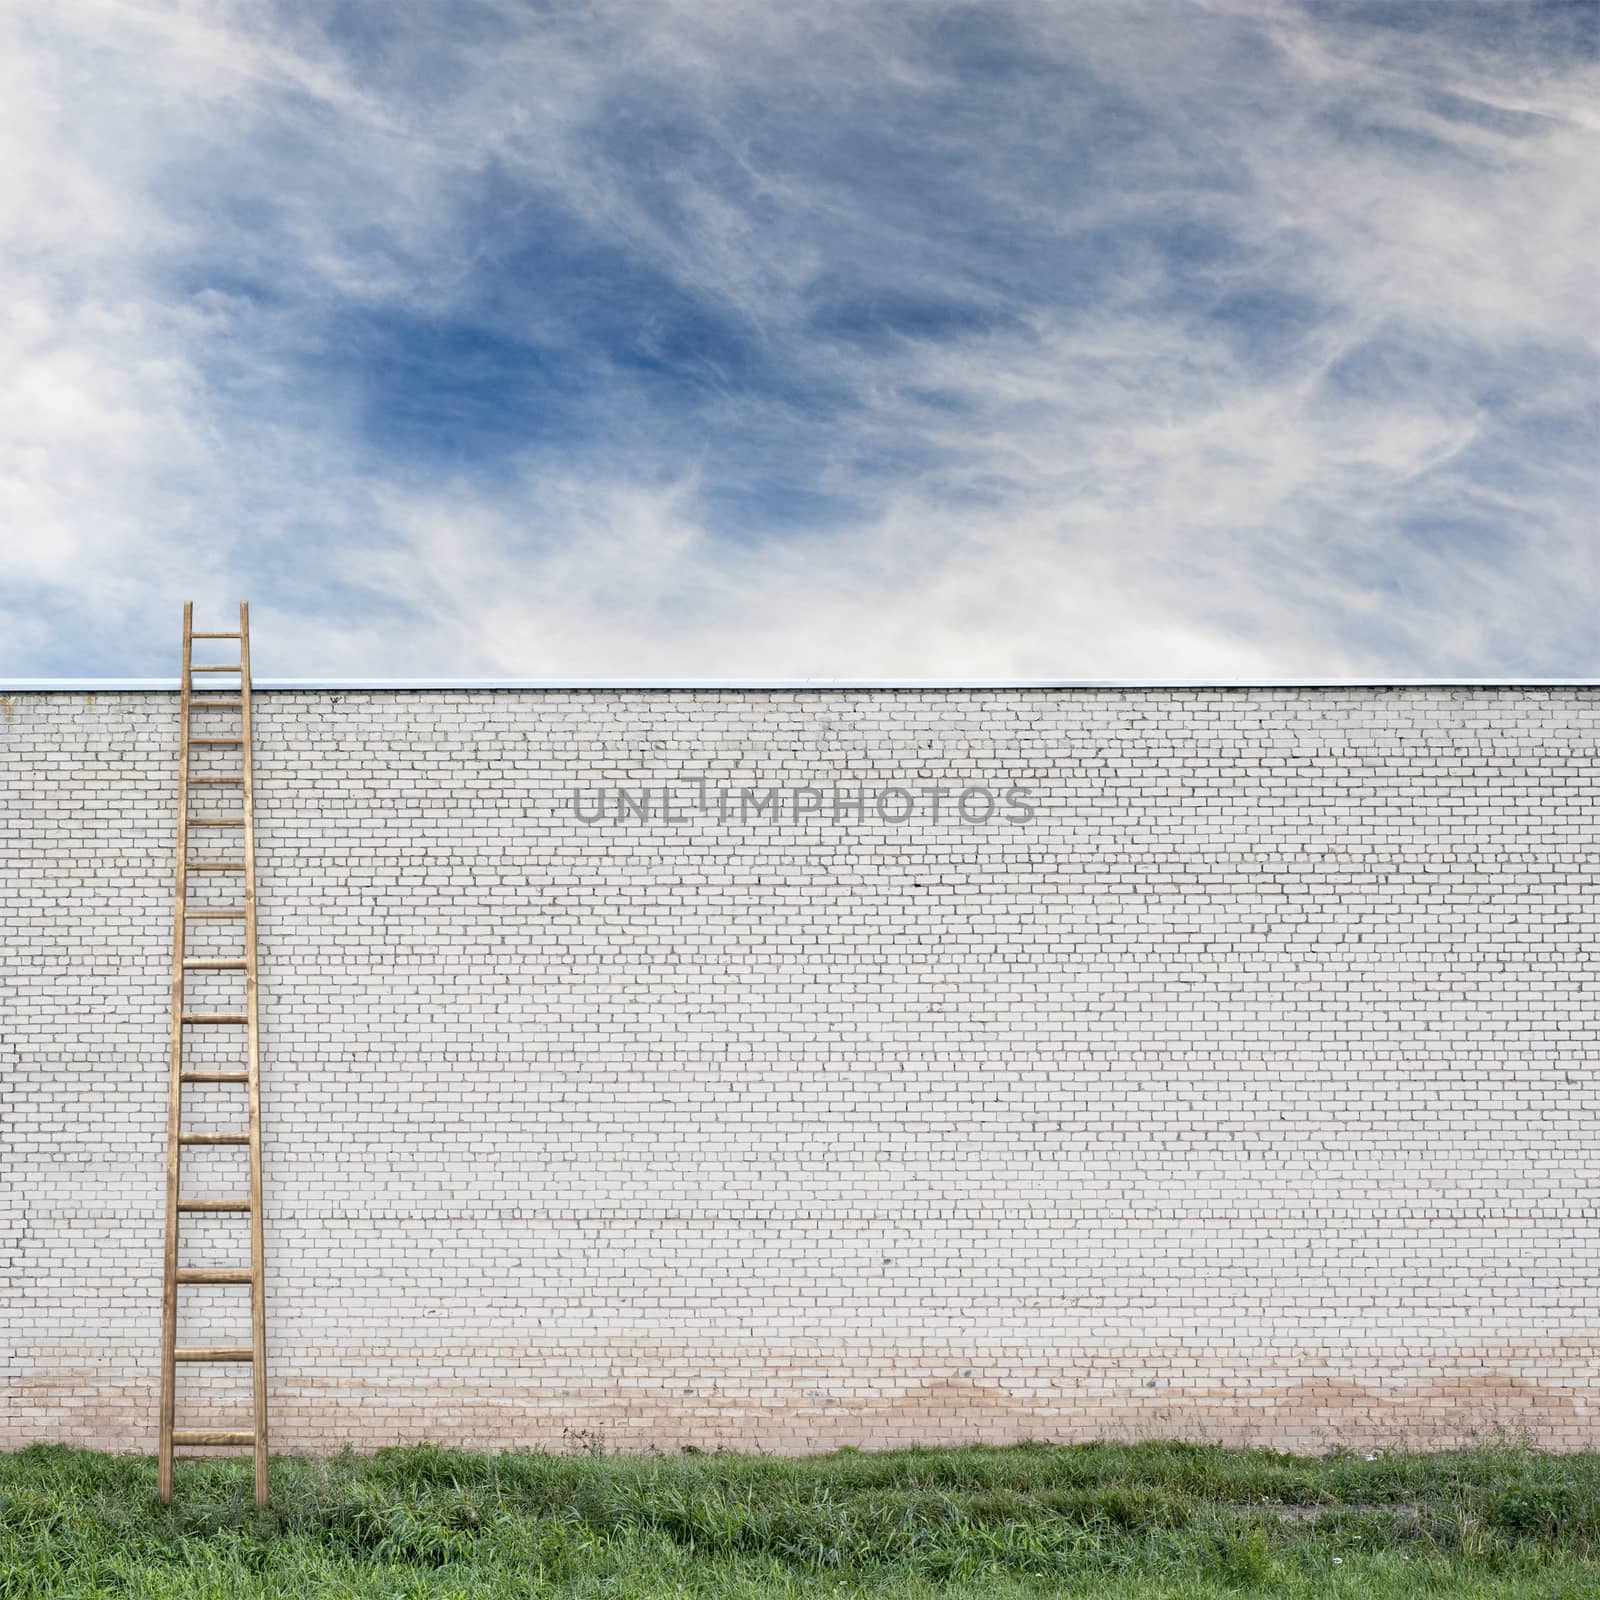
[158,601,269,1505]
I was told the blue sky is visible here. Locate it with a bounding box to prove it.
[2,0,1596,678]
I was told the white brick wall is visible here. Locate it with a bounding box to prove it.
[2,686,1597,1454]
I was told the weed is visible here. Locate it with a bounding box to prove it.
[2,1441,1598,1598]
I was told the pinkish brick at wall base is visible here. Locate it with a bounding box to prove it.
[19,1348,1597,1457]
[3,687,1598,1456]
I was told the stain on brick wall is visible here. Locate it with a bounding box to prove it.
[2,687,1597,1455]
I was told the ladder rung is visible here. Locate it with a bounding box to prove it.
[183,958,247,969]
[181,1072,249,1083]
[172,1429,255,1446]
[182,1013,248,1024]
[191,664,243,673]
[189,818,245,826]
[191,737,243,747]
[189,777,244,786]
[178,1197,252,1211]
[174,1347,254,1362]
[190,632,242,640]
[187,863,244,872]
[190,700,242,710]
[179,1131,249,1145]
[176,1269,252,1284]
[185,909,246,919]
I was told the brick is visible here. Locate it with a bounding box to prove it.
[1,685,1597,1454]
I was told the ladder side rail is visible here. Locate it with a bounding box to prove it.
[158,603,194,1503]
[240,601,270,1505]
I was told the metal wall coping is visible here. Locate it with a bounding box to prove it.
[5,678,1600,693]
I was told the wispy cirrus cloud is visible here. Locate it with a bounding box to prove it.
[1,0,1596,677]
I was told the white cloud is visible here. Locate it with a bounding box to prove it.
[0,0,1595,678]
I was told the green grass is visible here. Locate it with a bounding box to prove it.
[4,1440,1599,1597]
